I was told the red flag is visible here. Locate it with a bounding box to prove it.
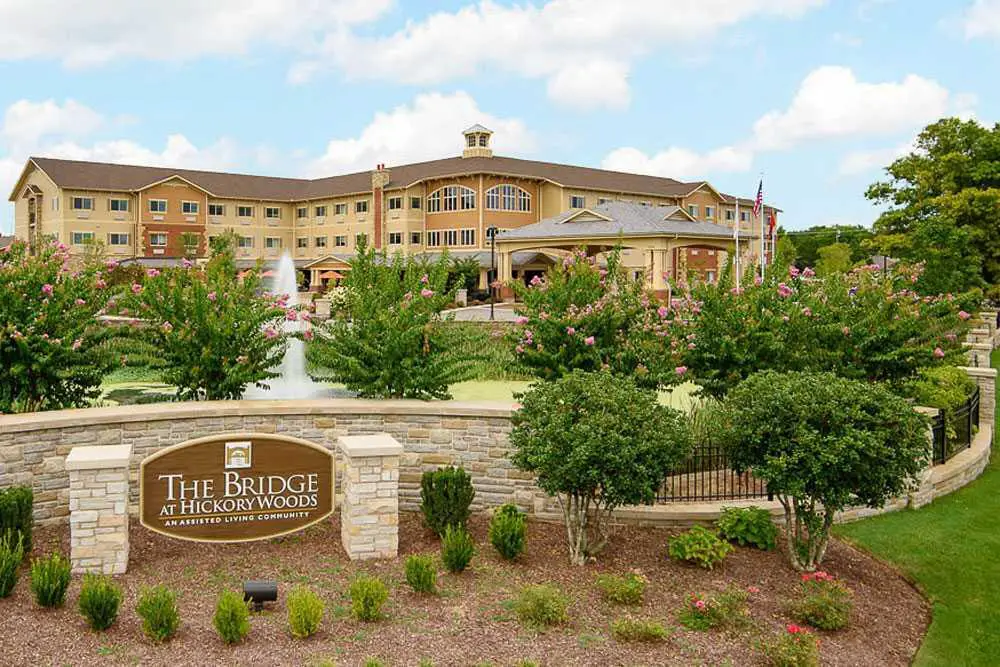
[767,209,776,236]
[752,180,763,217]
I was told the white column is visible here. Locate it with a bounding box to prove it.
[338,434,403,561]
[66,444,132,575]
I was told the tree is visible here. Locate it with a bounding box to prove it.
[0,239,112,412]
[448,257,481,294]
[815,243,853,276]
[509,370,691,565]
[867,117,1000,295]
[786,226,874,268]
[511,248,685,389]
[307,240,473,399]
[112,235,289,400]
[715,371,929,571]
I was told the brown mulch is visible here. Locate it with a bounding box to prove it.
[0,513,928,667]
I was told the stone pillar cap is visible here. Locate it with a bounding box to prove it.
[65,444,133,471]
[339,434,403,457]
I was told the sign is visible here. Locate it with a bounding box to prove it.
[140,433,334,543]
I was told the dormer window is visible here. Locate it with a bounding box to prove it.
[462,124,494,158]
[467,135,476,148]
[479,134,488,146]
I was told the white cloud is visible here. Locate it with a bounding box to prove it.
[963,0,1000,39]
[837,141,913,176]
[545,60,631,111]
[601,145,753,180]
[0,0,392,67]
[1,99,104,152]
[305,91,536,176]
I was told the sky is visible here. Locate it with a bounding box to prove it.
[1,0,998,234]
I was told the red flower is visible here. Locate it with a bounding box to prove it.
[786,624,802,634]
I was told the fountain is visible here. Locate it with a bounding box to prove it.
[243,252,337,399]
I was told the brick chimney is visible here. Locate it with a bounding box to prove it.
[371,163,390,250]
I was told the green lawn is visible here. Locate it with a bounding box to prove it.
[834,349,1000,666]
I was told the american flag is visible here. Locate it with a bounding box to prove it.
[752,179,763,217]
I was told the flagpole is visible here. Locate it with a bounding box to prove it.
[759,172,765,282]
[734,198,740,289]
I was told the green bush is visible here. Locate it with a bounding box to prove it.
[0,532,24,598]
[678,586,751,631]
[513,584,569,629]
[610,617,671,642]
[362,658,386,667]
[440,525,475,573]
[716,506,778,551]
[350,575,388,622]
[30,553,71,607]
[789,572,853,630]
[595,572,646,605]
[420,466,475,537]
[668,526,733,569]
[903,365,979,440]
[78,573,123,631]
[136,584,180,643]
[404,554,437,594]
[213,589,251,645]
[287,585,325,638]
[488,504,526,560]
[0,486,33,554]
[759,625,820,667]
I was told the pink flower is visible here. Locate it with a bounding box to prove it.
[41,284,53,296]
[687,342,696,350]
[236,355,248,364]
[515,345,524,354]
[958,310,971,320]
[787,624,803,634]
[146,268,160,278]
[754,275,763,286]
[842,326,850,336]
[301,311,312,322]
[161,321,173,333]
[789,265,800,278]
[933,347,945,358]
[302,329,314,341]
[75,298,86,306]
[675,366,688,376]
[529,275,542,286]
[777,283,793,298]
[420,274,429,284]
[263,327,278,339]
[286,309,298,321]
[131,283,142,294]
[566,326,576,335]
[747,586,760,594]
[782,315,790,322]
[105,259,119,270]
[95,279,107,289]
[802,307,812,317]
[584,336,595,346]
[657,306,669,319]
[207,291,217,301]
[694,599,706,610]
[945,333,957,342]
[515,316,529,325]
[420,288,435,298]
[802,267,815,278]
[182,258,193,268]
[71,339,82,351]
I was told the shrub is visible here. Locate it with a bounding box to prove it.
[610,617,671,642]
[441,525,475,573]
[0,533,24,598]
[78,573,123,631]
[350,575,388,622]
[213,589,251,645]
[789,571,853,630]
[903,365,979,440]
[511,370,691,565]
[363,659,386,667]
[287,585,325,638]
[30,553,71,608]
[513,584,569,628]
[716,506,778,551]
[595,572,646,605]
[405,554,437,594]
[716,371,929,571]
[136,585,181,643]
[760,624,821,667]
[0,486,33,554]
[488,504,526,560]
[668,526,733,569]
[420,466,475,536]
[677,586,752,631]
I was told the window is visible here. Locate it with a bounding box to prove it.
[333,203,346,215]
[149,199,167,213]
[315,236,328,248]
[740,211,748,222]
[708,250,716,256]
[427,186,476,213]
[237,236,254,248]
[479,134,488,147]
[108,233,130,246]
[316,205,329,217]
[208,204,225,216]
[467,135,476,148]
[109,199,129,212]
[725,209,734,221]
[72,197,94,211]
[427,231,441,247]
[265,237,281,249]
[355,233,368,246]
[444,229,458,246]
[410,197,421,210]
[335,235,347,247]
[570,195,586,209]
[410,231,422,245]
[71,231,94,245]
[52,198,59,211]
[296,207,308,218]
[704,206,714,219]
[687,205,698,217]
[460,229,476,245]
[485,184,531,212]
[181,201,199,215]
[388,196,403,210]
[237,205,253,217]
[706,270,716,284]
[355,200,369,214]
[388,232,402,245]
[265,207,280,219]
[690,249,700,256]
[296,237,308,248]
[150,233,168,247]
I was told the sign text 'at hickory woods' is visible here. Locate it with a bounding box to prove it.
[139,433,335,542]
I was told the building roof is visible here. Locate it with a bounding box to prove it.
[497,201,751,243]
[0,235,14,249]
[463,124,493,134]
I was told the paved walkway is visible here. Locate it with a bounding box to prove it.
[443,303,520,322]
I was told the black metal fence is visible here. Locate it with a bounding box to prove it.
[655,443,770,503]
[932,386,980,465]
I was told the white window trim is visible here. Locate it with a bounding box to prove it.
[72,197,94,211]
[237,206,254,218]
[460,228,476,246]
[109,198,130,212]
[150,233,168,247]
[426,185,476,214]
[265,207,281,219]
[71,231,95,245]
[569,195,586,209]
[485,184,532,212]
[149,199,168,213]
[181,200,200,214]
[107,233,130,246]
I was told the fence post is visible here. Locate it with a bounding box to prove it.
[959,366,996,432]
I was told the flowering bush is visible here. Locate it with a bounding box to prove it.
[759,624,820,667]
[677,585,752,631]
[511,248,684,389]
[678,263,976,399]
[0,239,112,412]
[789,571,853,630]
[111,235,288,400]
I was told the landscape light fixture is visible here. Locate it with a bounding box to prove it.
[243,579,278,611]
[486,226,498,321]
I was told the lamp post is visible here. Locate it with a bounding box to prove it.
[486,226,498,321]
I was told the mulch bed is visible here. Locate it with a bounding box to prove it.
[0,513,928,667]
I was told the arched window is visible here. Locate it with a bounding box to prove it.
[427,185,476,213]
[485,184,531,212]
